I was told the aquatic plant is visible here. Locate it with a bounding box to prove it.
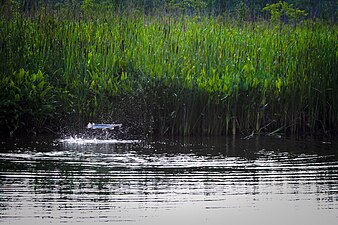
[0,5,337,137]
[0,69,58,136]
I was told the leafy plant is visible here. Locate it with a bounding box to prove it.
[0,69,57,136]
[0,4,336,137]
[262,1,307,26]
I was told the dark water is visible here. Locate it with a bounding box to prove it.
[0,136,337,225]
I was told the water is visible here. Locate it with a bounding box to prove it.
[0,136,337,225]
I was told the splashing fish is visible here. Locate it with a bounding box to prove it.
[87,123,122,130]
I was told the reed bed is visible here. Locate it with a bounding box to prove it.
[0,11,337,136]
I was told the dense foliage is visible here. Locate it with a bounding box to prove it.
[2,0,337,21]
[0,1,337,137]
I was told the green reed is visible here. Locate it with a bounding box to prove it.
[0,10,337,136]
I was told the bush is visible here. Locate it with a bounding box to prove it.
[0,69,57,136]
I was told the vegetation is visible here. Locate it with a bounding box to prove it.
[0,0,337,137]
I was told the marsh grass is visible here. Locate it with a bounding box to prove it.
[0,9,337,136]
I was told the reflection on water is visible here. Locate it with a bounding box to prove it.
[0,136,337,225]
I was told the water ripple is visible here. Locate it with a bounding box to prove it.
[0,137,337,225]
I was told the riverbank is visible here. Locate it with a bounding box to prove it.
[0,7,337,137]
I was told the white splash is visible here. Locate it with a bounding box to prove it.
[59,137,141,144]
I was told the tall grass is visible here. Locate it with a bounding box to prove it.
[0,9,337,136]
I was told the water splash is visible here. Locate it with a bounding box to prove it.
[59,136,141,144]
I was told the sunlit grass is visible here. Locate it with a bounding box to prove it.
[0,10,337,136]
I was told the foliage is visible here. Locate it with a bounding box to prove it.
[0,2,337,137]
[262,1,308,25]
[0,69,58,136]
[81,0,94,16]
[0,0,21,19]
[168,0,207,13]
[234,0,250,21]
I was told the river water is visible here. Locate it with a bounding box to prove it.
[0,135,337,225]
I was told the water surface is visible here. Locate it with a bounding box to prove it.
[0,136,337,225]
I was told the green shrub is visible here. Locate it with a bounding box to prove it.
[0,69,57,136]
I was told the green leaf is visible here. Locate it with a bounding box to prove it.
[15,94,20,101]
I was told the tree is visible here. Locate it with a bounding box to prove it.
[262,1,307,27]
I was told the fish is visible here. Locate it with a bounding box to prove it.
[87,123,122,130]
